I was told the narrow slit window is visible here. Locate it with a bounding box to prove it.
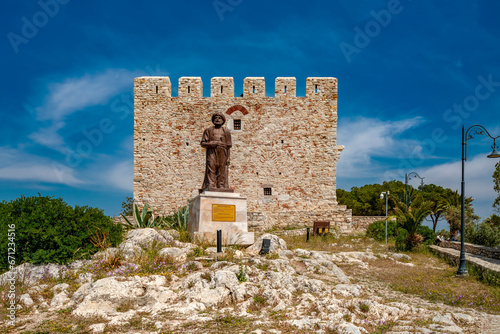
[315,84,318,93]
[188,86,191,93]
[264,188,272,196]
[221,86,224,93]
[253,86,255,94]
[233,119,242,130]
[156,86,159,94]
[284,85,287,93]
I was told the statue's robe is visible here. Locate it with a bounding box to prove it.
[201,126,232,189]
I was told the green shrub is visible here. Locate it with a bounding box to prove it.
[417,225,435,245]
[366,219,397,241]
[0,195,123,270]
[236,264,247,283]
[395,228,409,251]
[465,222,500,248]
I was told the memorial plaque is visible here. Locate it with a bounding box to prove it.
[212,204,236,222]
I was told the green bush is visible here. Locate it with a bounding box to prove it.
[0,195,123,270]
[395,228,409,251]
[366,219,397,241]
[465,222,500,248]
[417,225,435,245]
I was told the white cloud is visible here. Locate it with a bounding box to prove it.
[337,116,425,178]
[35,69,136,121]
[0,146,135,192]
[28,121,66,153]
[103,160,133,192]
[0,147,83,186]
[418,153,499,219]
[28,69,139,153]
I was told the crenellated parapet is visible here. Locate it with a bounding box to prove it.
[243,77,265,97]
[134,76,338,99]
[134,76,171,100]
[211,77,234,98]
[179,76,202,98]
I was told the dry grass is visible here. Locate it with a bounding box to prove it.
[285,232,500,314]
[282,233,385,253]
[340,246,500,314]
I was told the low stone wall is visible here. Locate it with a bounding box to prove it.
[248,208,353,233]
[438,241,500,260]
[351,216,385,231]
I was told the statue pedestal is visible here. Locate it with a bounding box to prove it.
[188,191,254,245]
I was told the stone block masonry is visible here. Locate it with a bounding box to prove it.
[134,76,352,232]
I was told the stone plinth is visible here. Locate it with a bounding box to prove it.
[188,191,254,245]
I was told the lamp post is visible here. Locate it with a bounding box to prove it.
[405,172,425,207]
[380,191,389,245]
[457,125,500,276]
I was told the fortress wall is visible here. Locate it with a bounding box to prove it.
[134,76,351,231]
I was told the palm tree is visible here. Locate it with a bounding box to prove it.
[393,201,432,250]
[443,190,479,238]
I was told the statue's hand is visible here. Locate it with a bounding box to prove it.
[203,141,218,147]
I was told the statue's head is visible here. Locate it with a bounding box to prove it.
[212,112,226,126]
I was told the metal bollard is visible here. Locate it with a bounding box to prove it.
[217,230,222,253]
[306,227,310,242]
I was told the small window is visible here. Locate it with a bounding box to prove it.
[284,85,287,93]
[233,119,241,130]
[188,86,191,93]
[221,86,224,93]
[264,188,272,196]
[156,86,159,94]
[253,86,255,94]
[315,84,318,93]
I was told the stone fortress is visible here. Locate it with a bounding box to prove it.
[133,76,352,232]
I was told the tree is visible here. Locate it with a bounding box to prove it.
[416,184,454,233]
[484,214,500,228]
[493,161,500,212]
[337,180,404,216]
[393,201,432,250]
[443,191,479,237]
[121,196,134,216]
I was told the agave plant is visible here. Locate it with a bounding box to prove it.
[122,203,154,229]
[164,205,189,232]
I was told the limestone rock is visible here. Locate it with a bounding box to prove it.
[50,291,71,310]
[19,293,34,306]
[52,283,69,294]
[337,321,368,334]
[246,234,287,256]
[158,247,189,262]
[89,323,106,333]
[390,252,412,261]
[72,275,176,319]
[334,284,362,297]
[118,228,176,260]
[0,263,64,285]
[432,313,456,326]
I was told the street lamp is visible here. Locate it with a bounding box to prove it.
[457,124,500,276]
[380,191,389,245]
[405,172,425,207]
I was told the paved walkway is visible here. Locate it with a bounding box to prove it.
[430,245,500,274]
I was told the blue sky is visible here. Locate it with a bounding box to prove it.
[1,0,500,228]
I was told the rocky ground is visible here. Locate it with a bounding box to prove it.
[1,229,499,333]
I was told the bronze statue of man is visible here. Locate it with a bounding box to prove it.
[201,112,232,190]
